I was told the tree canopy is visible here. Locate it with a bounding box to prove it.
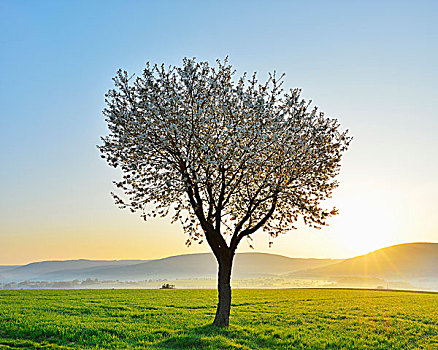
[99,57,351,326]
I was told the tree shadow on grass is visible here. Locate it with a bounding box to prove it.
[157,325,223,349]
[158,334,211,349]
[157,324,267,349]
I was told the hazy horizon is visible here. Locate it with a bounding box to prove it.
[0,250,343,267]
[1,1,437,265]
[2,243,437,293]
[1,241,436,267]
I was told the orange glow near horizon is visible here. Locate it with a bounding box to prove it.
[0,185,436,265]
[332,192,400,256]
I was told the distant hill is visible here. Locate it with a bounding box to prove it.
[79,253,342,281]
[0,266,19,273]
[294,243,438,280]
[3,243,436,290]
[0,259,148,282]
[0,253,341,282]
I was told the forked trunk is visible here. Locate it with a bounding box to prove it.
[213,254,233,327]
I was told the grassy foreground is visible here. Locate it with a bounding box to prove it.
[0,288,437,349]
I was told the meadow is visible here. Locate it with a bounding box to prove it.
[0,288,437,349]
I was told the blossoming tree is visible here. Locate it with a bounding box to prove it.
[99,58,351,326]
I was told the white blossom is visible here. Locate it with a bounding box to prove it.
[99,57,351,253]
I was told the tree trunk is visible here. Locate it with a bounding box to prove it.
[213,253,233,327]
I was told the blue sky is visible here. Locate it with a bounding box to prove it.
[1,0,437,264]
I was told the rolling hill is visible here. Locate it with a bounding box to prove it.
[293,242,438,281]
[0,253,341,282]
[2,243,437,290]
[0,259,148,283]
[74,253,342,281]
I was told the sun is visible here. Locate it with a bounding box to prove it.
[334,192,400,256]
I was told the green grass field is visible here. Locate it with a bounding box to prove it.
[0,288,437,349]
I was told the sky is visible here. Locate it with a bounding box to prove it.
[1,0,437,265]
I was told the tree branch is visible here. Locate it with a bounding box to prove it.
[230,192,278,252]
